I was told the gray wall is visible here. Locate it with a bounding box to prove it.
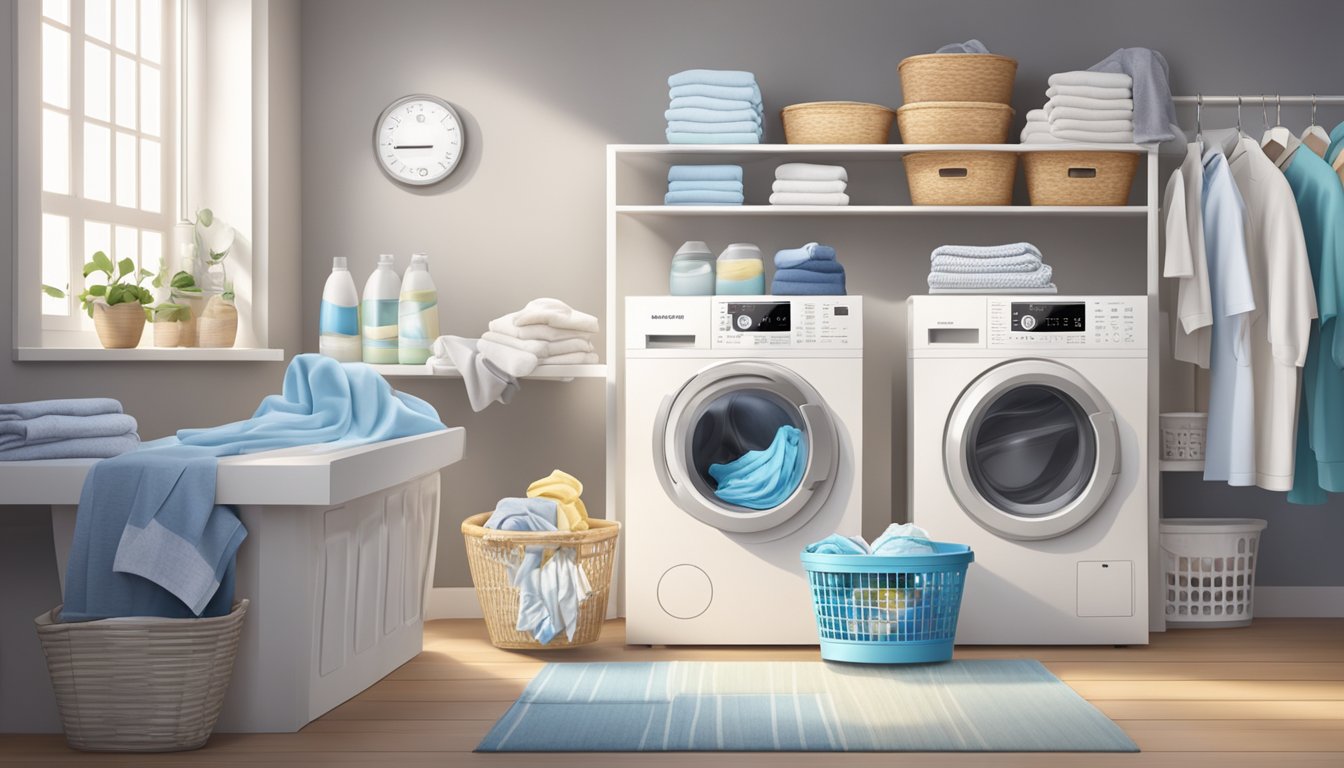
[300,0,1344,589]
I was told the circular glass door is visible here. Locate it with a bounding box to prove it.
[945,360,1120,541]
[654,360,838,539]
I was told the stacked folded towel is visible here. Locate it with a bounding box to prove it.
[428,298,600,411]
[0,398,139,460]
[927,243,1057,294]
[666,69,763,144]
[770,163,849,205]
[666,164,744,205]
[771,242,846,296]
[1022,71,1136,144]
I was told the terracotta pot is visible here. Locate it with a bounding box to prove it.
[92,301,146,349]
[198,302,238,349]
[153,320,182,348]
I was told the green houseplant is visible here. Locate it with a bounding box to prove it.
[43,251,154,349]
[150,270,202,347]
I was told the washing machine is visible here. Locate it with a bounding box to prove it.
[908,295,1149,645]
[624,295,862,645]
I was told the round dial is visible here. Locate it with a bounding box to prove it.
[1020,315,1037,331]
[374,95,464,186]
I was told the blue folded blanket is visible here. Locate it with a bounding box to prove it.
[0,398,122,421]
[668,69,759,88]
[666,131,761,144]
[0,413,138,450]
[668,164,743,182]
[665,107,762,124]
[63,354,446,622]
[0,434,140,461]
[667,180,744,193]
[774,242,837,268]
[669,96,761,112]
[774,263,846,280]
[708,424,807,510]
[669,83,762,104]
[804,534,869,555]
[667,120,764,135]
[771,280,846,296]
[665,190,744,205]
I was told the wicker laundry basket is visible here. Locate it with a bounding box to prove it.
[904,151,1018,205]
[34,600,248,752]
[896,102,1015,144]
[1024,151,1140,206]
[898,53,1017,104]
[782,101,896,144]
[462,513,620,650]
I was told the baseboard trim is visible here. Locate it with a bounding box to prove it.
[426,587,482,620]
[1254,586,1344,617]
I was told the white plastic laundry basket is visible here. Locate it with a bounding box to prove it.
[1159,412,1207,461]
[1160,518,1267,628]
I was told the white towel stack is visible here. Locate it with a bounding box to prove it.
[770,163,850,206]
[927,243,1057,294]
[477,299,600,377]
[1021,71,1136,144]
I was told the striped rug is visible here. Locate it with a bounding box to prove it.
[477,659,1137,752]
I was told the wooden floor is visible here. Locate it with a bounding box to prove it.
[2,618,1342,767]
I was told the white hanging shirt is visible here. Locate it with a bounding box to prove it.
[1227,136,1317,491]
[1163,142,1213,368]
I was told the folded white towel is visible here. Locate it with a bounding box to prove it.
[481,331,594,358]
[1022,122,1050,137]
[1046,105,1135,122]
[769,191,850,206]
[506,298,599,333]
[928,264,1054,289]
[1048,70,1132,89]
[1026,109,1047,123]
[477,338,542,378]
[1049,117,1135,133]
[931,254,1043,273]
[1046,85,1133,102]
[1045,93,1136,111]
[774,163,848,182]
[1023,129,1135,144]
[771,179,848,194]
[929,285,1058,295]
[931,242,1044,260]
[488,316,594,342]
[537,351,600,366]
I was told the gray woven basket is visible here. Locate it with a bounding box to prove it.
[35,600,248,752]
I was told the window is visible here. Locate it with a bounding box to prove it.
[38,0,174,332]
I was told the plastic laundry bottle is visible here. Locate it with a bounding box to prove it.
[318,257,361,362]
[361,254,401,364]
[715,243,765,295]
[669,240,715,296]
[397,252,440,365]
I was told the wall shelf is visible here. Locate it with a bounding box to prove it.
[610,142,1149,157]
[617,205,1147,217]
[13,347,286,362]
[1159,460,1205,473]
[368,363,607,380]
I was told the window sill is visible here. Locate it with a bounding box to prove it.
[13,347,286,362]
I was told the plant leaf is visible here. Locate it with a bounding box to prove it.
[41,284,66,298]
[88,283,107,296]
[197,208,213,227]
[170,271,198,290]
[92,251,113,275]
[117,257,135,279]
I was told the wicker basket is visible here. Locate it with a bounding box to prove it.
[35,600,248,752]
[896,102,1015,144]
[1024,151,1140,206]
[781,101,896,144]
[904,151,1018,205]
[898,53,1017,104]
[462,513,619,649]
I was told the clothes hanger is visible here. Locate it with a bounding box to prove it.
[1262,93,1292,162]
[1195,94,1204,154]
[1301,94,1332,158]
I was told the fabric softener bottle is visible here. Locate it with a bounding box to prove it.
[361,254,401,364]
[398,253,440,365]
[319,257,361,361]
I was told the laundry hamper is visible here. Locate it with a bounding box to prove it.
[1160,412,1208,461]
[801,543,973,664]
[34,600,248,752]
[1160,518,1267,628]
[462,513,619,649]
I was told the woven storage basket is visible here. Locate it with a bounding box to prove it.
[897,102,1014,144]
[1024,151,1140,206]
[781,101,896,144]
[462,513,619,649]
[35,600,248,752]
[904,151,1018,205]
[898,54,1017,104]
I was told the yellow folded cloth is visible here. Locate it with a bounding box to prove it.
[716,259,763,281]
[527,469,589,531]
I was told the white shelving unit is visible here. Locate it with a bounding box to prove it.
[13,347,286,362]
[368,363,607,380]
[605,141,1164,629]
[1159,460,1205,473]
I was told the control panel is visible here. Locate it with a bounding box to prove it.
[713,297,862,349]
[987,297,1144,349]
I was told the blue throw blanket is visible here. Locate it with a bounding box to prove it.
[666,131,761,145]
[62,354,445,622]
[708,425,807,510]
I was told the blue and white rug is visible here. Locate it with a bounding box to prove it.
[477,659,1137,752]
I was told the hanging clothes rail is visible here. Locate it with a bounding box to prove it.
[1171,95,1344,106]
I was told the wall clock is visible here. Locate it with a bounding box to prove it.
[373,94,465,186]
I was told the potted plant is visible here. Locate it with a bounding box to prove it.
[157,269,203,346]
[43,251,154,349]
[151,302,192,347]
[192,208,236,295]
[198,283,238,349]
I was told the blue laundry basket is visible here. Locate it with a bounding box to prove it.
[800,542,974,664]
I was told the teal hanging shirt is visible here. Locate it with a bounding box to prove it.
[1326,121,1344,165]
[1285,143,1344,504]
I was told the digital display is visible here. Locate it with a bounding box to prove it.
[1012,302,1085,333]
[728,302,791,333]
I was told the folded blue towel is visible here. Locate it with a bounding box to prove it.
[665,107,762,124]
[927,265,1054,289]
[804,534,869,555]
[668,164,743,182]
[0,413,138,450]
[708,425,807,510]
[669,83,762,104]
[668,95,761,113]
[665,190,745,205]
[668,69,758,88]
[0,398,122,421]
[774,264,846,282]
[0,434,140,461]
[667,120,764,135]
[774,242,837,268]
[666,131,761,145]
[667,180,744,193]
[771,279,846,296]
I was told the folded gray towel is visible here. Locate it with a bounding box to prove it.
[935,39,990,54]
[0,434,140,461]
[0,413,139,450]
[0,398,123,421]
[1088,47,1178,144]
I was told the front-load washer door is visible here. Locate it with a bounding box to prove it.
[944,359,1120,541]
[654,360,839,542]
